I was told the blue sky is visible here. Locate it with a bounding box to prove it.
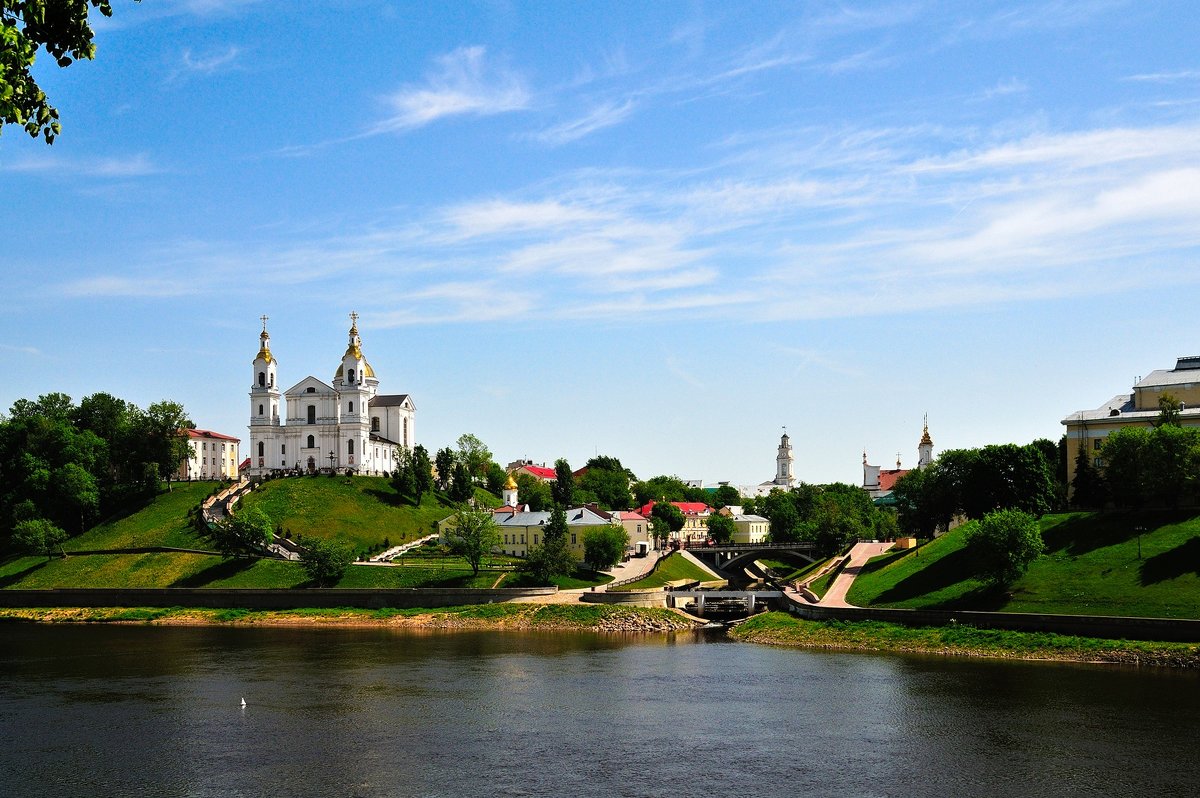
[3,1,1200,487]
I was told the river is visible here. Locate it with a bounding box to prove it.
[1,625,1197,797]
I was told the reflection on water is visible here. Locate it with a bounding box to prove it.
[1,625,1197,797]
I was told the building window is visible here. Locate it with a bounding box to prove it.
[307,435,315,449]
[371,416,380,432]
[348,369,355,383]
[269,374,274,387]
[281,444,286,455]
[571,534,576,545]
[503,534,509,544]
[307,387,316,393]
[348,439,355,455]
[258,404,264,416]
[534,534,539,545]
[258,372,265,387]
[403,418,408,447]
[307,405,316,424]
[521,535,526,544]
[257,442,264,457]
[348,401,354,414]
[1093,439,1103,451]
[1094,457,1104,468]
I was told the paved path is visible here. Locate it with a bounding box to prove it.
[507,547,667,604]
[819,541,894,608]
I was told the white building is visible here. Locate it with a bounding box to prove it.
[178,429,240,480]
[739,429,796,498]
[247,314,415,477]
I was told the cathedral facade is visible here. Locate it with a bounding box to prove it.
[247,314,415,478]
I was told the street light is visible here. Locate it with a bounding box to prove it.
[328,450,337,474]
[1135,525,1145,560]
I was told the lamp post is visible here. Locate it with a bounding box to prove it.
[328,450,337,474]
[1136,525,1144,560]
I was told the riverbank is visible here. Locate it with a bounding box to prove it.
[729,612,1200,668]
[0,603,698,633]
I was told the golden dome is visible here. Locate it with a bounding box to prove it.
[334,359,375,380]
[504,473,518,490]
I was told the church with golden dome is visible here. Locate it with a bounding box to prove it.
[247,313,415,477]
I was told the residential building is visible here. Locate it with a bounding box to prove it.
[247,313,415,477]
[441,505,618,559]
[637,500,713,543]
[1062,355,1200,489]
[731,513,770,544]
[179,429,241,480]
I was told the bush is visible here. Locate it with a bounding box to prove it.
[298,536,356,586]
[965,509,1044,587]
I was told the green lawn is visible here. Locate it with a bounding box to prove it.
[0,552,511,590]
[846,511,1200,619]
[611,553,716,591]
[238,476,459,551]
[505,568,614,589]
[808,564,842,599]
[764,555,829,583]
[64,481,220,552]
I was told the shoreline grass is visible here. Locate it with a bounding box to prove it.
[729,611,1200,668]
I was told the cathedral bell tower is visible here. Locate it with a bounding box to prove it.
[250,316,281,430]
[503,472,519,507]
[332,312,377,471]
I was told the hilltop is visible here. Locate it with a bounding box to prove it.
[847,511,1200,619]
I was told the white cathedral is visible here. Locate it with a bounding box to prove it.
[247,314,415,478]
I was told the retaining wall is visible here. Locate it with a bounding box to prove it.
[580,589,667,608]
[0,587,558,611]
[783,597,1200,643]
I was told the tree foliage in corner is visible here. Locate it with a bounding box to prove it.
[1,0,130,143]
[11,517,66,559]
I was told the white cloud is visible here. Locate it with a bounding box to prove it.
[2,153,161,178]
[1124,69,1200,83]
[371,46,530,134]
[175,45,242,77]
[531,100,635,145]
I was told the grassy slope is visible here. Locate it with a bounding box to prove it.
[613,552,715,591]
[64,481,220,551]
[237,476,458,550]
[846,511,1200,619]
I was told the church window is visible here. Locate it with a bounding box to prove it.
[306,386,316,393]
[348,369,355,383]
[269,374,274,387]
[348,401,353,414]
[258,404,264,416]
[257,442,264,457]
[307,406,316,424]
[403,418,408,446]
[371,416,379,432]
[307,435,315,449]
[258,372,265,387]
[281,444,286,455]
[348,439,355,455]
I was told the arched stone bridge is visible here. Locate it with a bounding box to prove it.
[681,542,818,572]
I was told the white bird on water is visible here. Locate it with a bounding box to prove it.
[240,697,246,708]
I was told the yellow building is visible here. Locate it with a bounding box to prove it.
[439,505,630,560]
[1062,355,1200,489]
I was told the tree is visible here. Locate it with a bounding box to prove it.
[633,475,691,506]
[523,506,577,583]
[455,434,492,483]
[484,461,506,496]
[390,447,419,504]
[965,509,1044,587]
[1,1,126,143]
[1144,424,1200,508]
[11,517,66,560]
[583,523,628,570]
[1070,444,1106,509]
[207,506,272,559]
[514,472,552,511]
[1155,393,1183,428]
[411,445,434,503]
[52,461,98,534]
[706,512,736,544]
[138,400,192,492]
[434,447,455,491]
[577,466,633,510]
[650,501,685,547]
[1102,427,1152,509]
[449,460,474,503]
[298,536,355,586]
[551,458,574,507]
[759,490,800,543]
[710,484,741,510]
[444,509,500,575]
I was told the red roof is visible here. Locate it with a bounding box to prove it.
[616,511,647,521]
[637,501,711,517]
[518,465,557,480]
[878,469,909,492]
[238,458,250,470]
[186,428,240,442]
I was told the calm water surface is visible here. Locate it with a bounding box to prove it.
[1,625,1197,797]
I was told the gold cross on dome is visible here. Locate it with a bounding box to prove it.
[260,314,269,332]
